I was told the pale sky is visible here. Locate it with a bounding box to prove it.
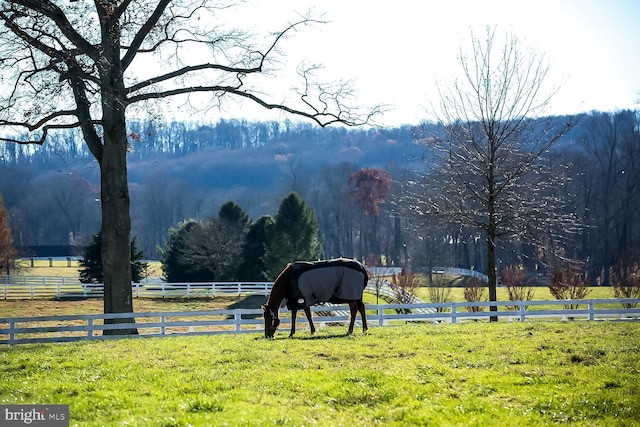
[182,0,640,126]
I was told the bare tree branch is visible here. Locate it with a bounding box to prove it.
[120,0,171,70]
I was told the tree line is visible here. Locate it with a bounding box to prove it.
[1,110,638,287]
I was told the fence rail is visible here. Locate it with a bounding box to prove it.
[1,299,638,345]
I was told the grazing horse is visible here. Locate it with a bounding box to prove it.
[262,258,369,338]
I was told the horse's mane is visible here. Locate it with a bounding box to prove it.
[266,263,292,307]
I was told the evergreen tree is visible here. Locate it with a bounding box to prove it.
[264,192,322,280]
[218,201,251,231]
[0,194,17,275]
[218,201,251,280]
[238,215,273,281]
[79,231,148,284]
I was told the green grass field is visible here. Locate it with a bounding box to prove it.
[14,259,163,279]
[1,322,638,426]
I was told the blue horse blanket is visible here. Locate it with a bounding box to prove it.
[286,258,368,310]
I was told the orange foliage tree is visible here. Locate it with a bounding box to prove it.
[348,168,392,264]
[0,195,17,275]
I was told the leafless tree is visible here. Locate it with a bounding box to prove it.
[178,217,244,281]
[407,28,575,321]
[0,1,377,334]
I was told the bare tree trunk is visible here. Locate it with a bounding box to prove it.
[99,14,136,335]
[101,118,136,335]
[487,231,498,322]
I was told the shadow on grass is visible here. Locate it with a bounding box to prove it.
[294,333,356,340]
[226,294,265,319]
[253,333,353,341]
[226,294,265,310]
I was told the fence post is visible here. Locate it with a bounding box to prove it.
[87,319,93,337]
[237,282,241,296]
[187,284,191,299]
[451,303,457,324]
[589,300,595,321]
[9,321,15,344]
[161,315,166,335]
[378,307,384,326]
[234,313,241,332]
[519,303,526,322]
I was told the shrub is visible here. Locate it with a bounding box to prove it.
[610,256,640,308]
[548,262,591,309]
[390,267,422,314]
[427,273,453,312]
[500,265,535,310]
[463,277,487,312]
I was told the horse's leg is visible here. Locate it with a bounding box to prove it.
[347,301,357,335]
[289,309,297,337]
[303,307,316,335]
[358,299,368,334]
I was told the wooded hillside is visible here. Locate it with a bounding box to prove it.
[1,111,637,285]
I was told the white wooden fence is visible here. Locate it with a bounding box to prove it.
[1,299,638,345]
[0,277,414,301]
[1,278,273,300]
[432,267,489,282]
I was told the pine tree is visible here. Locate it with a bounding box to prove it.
[0,194,17,275]
[218,201,251,231]
[79,231,148,284]
[238,215,273,281]
[263,192,322,280]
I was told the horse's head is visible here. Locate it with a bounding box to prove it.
[262,263,292,338]
[262,304,280,339]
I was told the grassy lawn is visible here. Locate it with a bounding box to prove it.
[14,259,163,279]
[1,322,638,426]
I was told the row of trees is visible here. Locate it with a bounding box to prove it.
[160,194,320,282]
[2,109,638,287]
